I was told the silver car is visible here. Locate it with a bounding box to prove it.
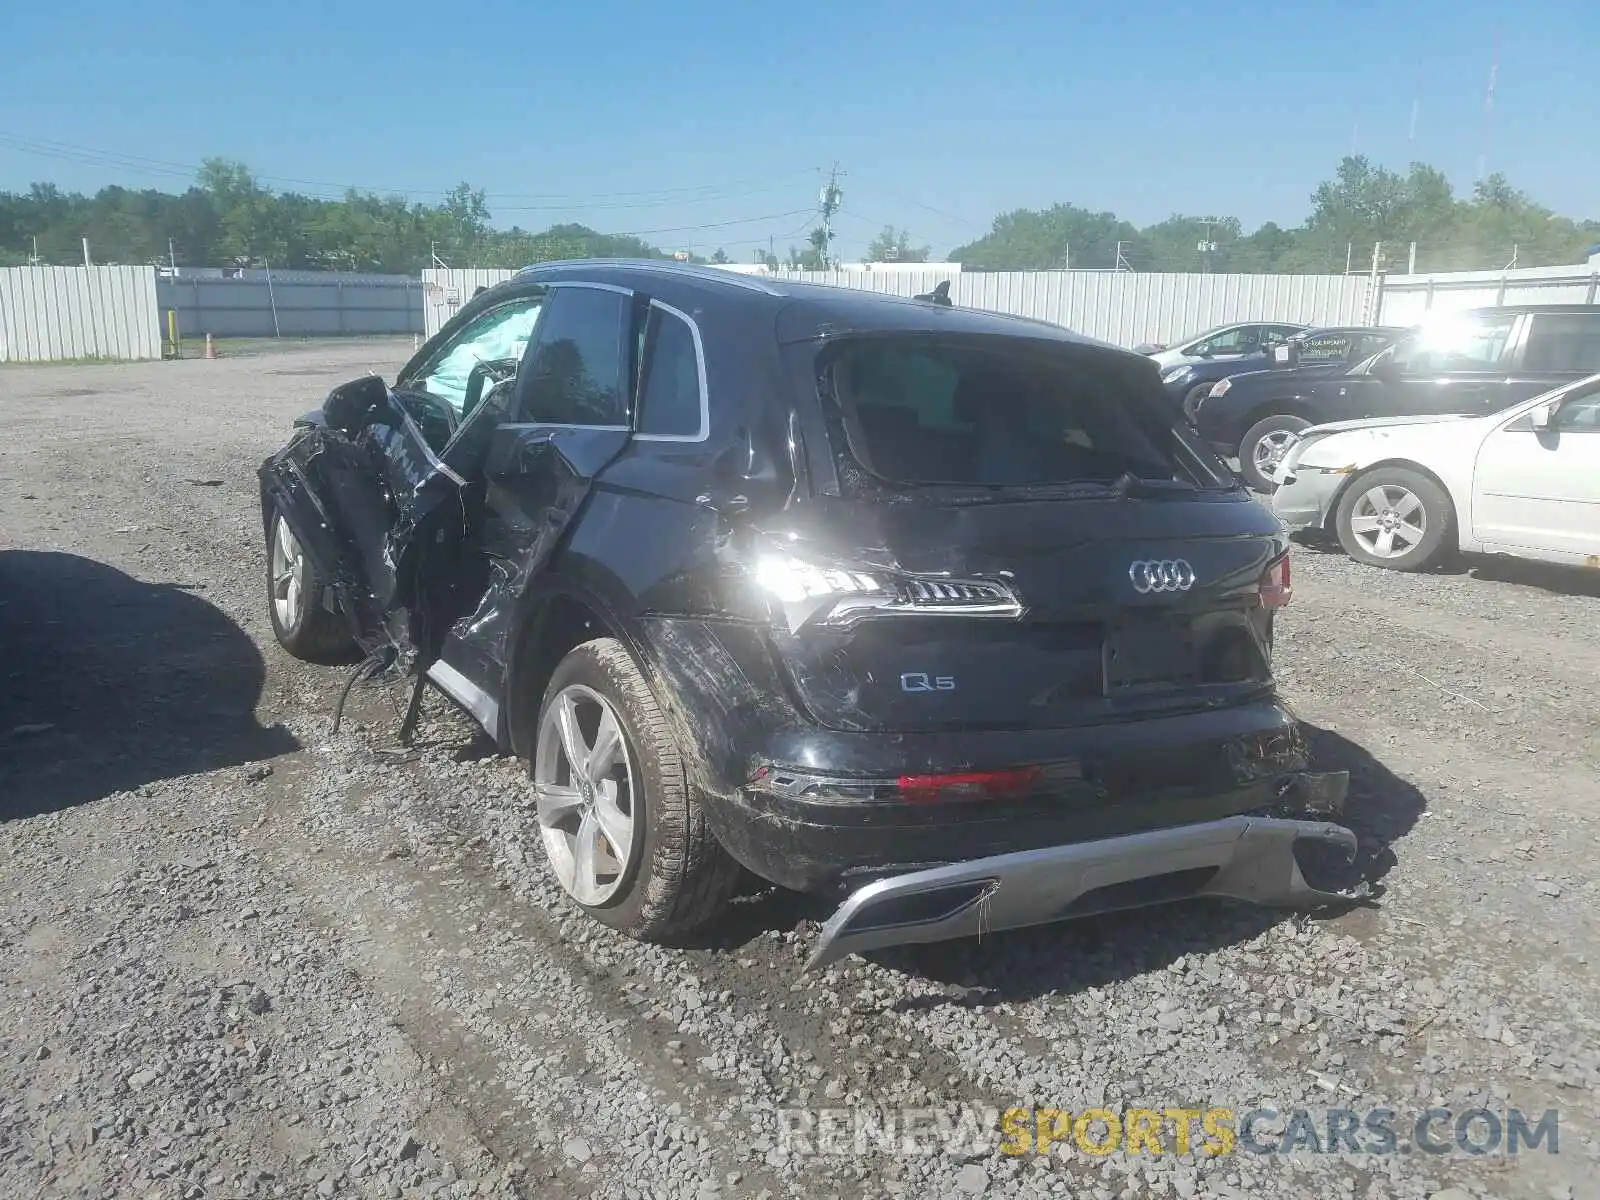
[1140,321,1308,370]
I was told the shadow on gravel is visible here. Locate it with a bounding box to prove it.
[855,723,1426,1000]
[0,550,297,820]
[1290,530,1600,597]
[1461,555,1600,598]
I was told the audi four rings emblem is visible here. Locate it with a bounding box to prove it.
[1129,559,1196,593]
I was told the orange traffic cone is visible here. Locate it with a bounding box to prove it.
[203,333,217,360]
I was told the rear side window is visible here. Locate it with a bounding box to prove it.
[1523,314,1600,373]
[825,340,1192,488]
[517,286,629,426]
[636,305,705,438]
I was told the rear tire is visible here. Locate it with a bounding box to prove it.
[1335,467,1453,573]
[265,511,353,661]
[531,637,742,941]
[1239,414,1312,492]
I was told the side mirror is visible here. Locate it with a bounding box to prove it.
[1529,399,1559,431]
[322,374,389,434]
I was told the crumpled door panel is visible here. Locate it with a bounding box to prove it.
[442,423,632,679]
[260,387,476,671]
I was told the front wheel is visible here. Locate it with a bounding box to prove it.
[531,638,741,940]
[266,511,353,660]
[1239,414,1312,492]
[1334,467,1453,572]
[1181,382,1213,421]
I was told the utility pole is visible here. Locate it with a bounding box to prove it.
[1476,28,1500,182]
[818,163,844,270]
[82,237,92,267]
[169,238,177,273]
[29,235,40,266]
[1197,217,1221,273]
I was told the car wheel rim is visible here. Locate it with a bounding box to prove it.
[533,684,636,907]
[1348,484,1427,558]
[1252,429,1301,478]
[270,518,305,629]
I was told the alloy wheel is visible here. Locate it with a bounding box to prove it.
[1347,484,1426,559]
[270,518,305,629]
[1251,429,1300,481]
[533,684,637,906]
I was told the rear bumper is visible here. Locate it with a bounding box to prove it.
[638,618,1333,893]
[807,804,1358,971]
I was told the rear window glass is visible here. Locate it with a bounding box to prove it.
[823,340,1195,488]
[1524,313,1600,373]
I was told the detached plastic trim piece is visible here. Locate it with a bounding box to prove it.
[806,807,1361,972]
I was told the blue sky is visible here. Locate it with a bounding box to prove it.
[2,0,1595,260]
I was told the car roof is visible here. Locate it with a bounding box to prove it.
[1299,324,1410,336]
[1444,304,1600,317]
[509,258,1139,357]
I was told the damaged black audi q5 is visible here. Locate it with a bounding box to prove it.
[258,260,1363,971]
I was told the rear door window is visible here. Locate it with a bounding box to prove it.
[824,340,1200,488]
[1523,313,1600,373]
[515,285,630,426]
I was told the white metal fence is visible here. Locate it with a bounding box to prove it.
[1375,262,1600,325]
[0,266,161,362]
[421,266,1372,347]
[421,269,518,338]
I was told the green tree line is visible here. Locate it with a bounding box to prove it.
[950,158,1599,274]
[1,155,1595,275]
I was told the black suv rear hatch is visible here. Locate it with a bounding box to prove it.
[763,328,1289,733]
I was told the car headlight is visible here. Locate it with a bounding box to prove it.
[1209,377,1232,397]
[1161,365,1193,384]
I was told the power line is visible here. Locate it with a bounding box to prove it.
[606,209,815,238]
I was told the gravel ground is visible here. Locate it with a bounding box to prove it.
[2,341,1596,1200]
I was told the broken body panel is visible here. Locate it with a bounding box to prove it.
[259,261,1366,967]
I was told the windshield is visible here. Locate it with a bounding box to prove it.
[821,338,1227,490]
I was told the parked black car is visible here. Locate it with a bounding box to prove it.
[1162,325,1409,420]
[1195,305,1600,490]
[259,260,1357,970]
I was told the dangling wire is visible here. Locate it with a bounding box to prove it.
[330,651,388,737]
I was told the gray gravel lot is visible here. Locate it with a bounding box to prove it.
[2,340,1597,1200]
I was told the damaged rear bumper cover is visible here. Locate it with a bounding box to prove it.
[806,778,1360,971]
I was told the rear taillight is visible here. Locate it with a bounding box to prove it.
[751,546,1022,631]
[1258,555,1292,608]
[895,767,1042,804]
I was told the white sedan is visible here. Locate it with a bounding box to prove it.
[1270,372,1600,572]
